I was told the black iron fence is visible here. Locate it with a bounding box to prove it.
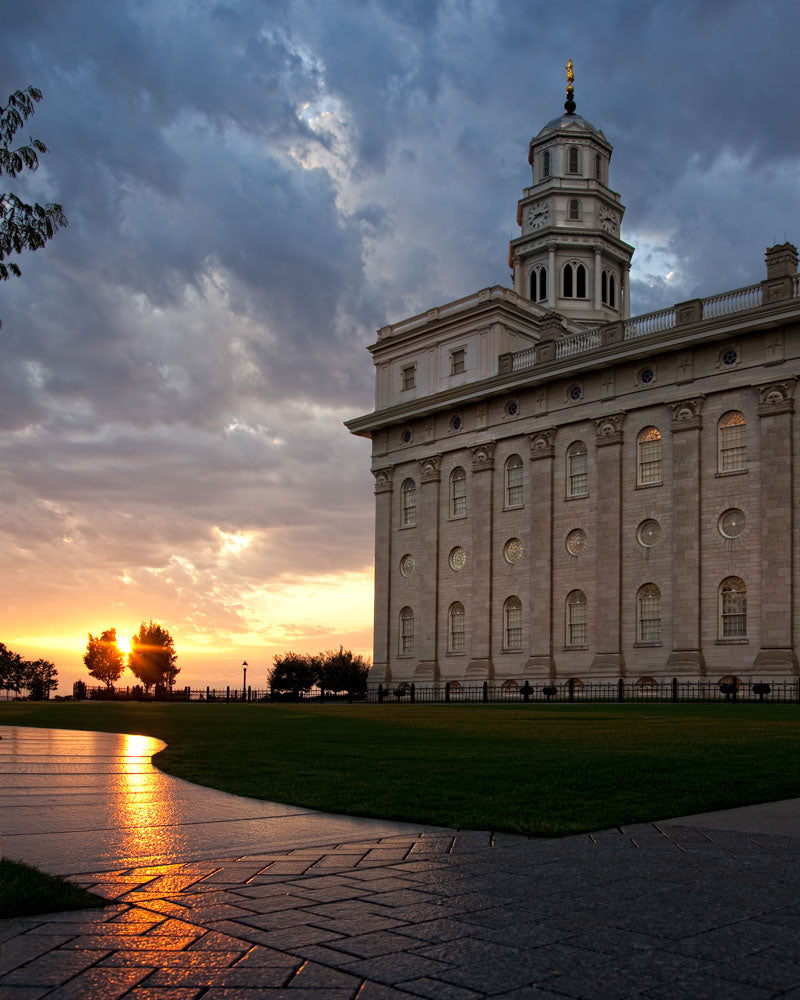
[67,676,800,704]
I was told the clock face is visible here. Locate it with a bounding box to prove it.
[600,210,618,233]
[525,202,551,230]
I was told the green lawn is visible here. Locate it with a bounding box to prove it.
[3,701,800,836]
[0,858,107,919]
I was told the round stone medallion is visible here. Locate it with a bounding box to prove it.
[504,538,523,564]
[449,546,466,571]
[400,554,416,577]
[637,519,661,548]
[566,529,587,555]
[719,509,746,538]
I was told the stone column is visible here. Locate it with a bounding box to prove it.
[468,441,495,680]
[754,380,798,675]
[547,243,556,309]
[593,245,602,310]
[666,398,705,675]
[622,263,631,319]
[417,455,442,683]
[527,429,556,680]
[591,414,626,676]
[371,466,394,687]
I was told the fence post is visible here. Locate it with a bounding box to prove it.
[226,685,230,703]
[378,683,383,704]
[672,677,678,703]
[445,681,450,703]
[410,683,416,704]
[568,678,574,703]
[731,676,738,702]
[617,678,624,703]
[482,681,488,703]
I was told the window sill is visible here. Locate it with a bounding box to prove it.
[397,653,414,659]
[634,642,663,648]
[399,523,417,530]
[501,648,523,654]
[715,469,748,478]
[715,638,748,644]
[445,650,466,656]
[503,504,524,512]
[563,645,588,651]
[566,492,589,501]
[448,513,467,521]
[635,481,663,490]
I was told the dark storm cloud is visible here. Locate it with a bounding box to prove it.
[1,0,798,672]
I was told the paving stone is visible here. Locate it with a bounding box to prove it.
[0,987,51,1000]
[395,976,485,999]
[287,960,364,989]
[201,991,354,1000]
[391,919,480,945]
[0,934,74,975]
[338,952,452,985]
[145,966,295,988]
[356,983,424,1000]
[124,990,203,1000]
[35,967,151,999]
[99,949,238,967]
[638,972,775,1000]
[0,949,109,986]
[710,947,800,991]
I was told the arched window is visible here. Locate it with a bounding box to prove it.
[718,411,746,472]
[529,266,547,302]
[609,273,616,308]
[542,150,550,178]
[450,466,466,517]
[595,153,602,180]
[637,584,661,643]
[401,478,416,527]
[601,270,607,303]
[566,590,587,645]
[568,146,580,174]
[637,427,662,485]
[504,596,522,649]
[399,607,414,654]
[567,441,588,496]
[719,577,747,638]
[563,262,573,298]
[576,262,586,297]
[505,454,524,507]
[448,602,465,653]
[569,199,580,221]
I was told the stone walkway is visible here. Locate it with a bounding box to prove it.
[4,726,800,998]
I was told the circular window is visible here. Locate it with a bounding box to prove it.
[504,538,523,564]
[401,428,412,444]
[506,400,519,417]
[400,554,416,577]
[451,414,463,432]
[719,508,746,538]
[640,367,655,384]
[566,529,587,555]
[569,385,583,401]
[449,546,466,571]
[722,349,738,366]
[637,519,661,548]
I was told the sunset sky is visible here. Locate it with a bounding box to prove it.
[2,1,799,692]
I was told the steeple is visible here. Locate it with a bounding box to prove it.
[509,63,635,328]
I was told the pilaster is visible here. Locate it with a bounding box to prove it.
[591,414,625,675]
[527,430,556,680]
[417,455,441,682]
[468,441,495,679]
[371,466,394,685]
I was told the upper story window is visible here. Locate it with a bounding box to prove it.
[566,590,587,645]
[448,602,465,653]
[601,270,616,308]
[399,607,414,654]
[450,349,466,375]
[718,411,746,472]
[563,261,587,298]
[568,146,580,174]
[568,199,580,221]
[595,153,602,180]
[401,365,416,391]
[401,478,416,527]
[719,577,747,639]
[530,265,547,302]
[637,584,662,643]
[567,441,588,497]
[504,596,522,650]
[637,427,662,485]
[450,466,466,517]
[505,454,524,507]
[542,149,551,178]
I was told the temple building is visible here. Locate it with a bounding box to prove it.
[346,65,800,691]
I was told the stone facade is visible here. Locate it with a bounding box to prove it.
[346,92,800,691]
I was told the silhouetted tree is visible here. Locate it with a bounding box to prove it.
[0,642,26,695]
[0,87,67,320]
[269,652,320,698]
[83,628,124,688]
[319,647,370,697]
[25,658,58,699]
[128,621,178,693]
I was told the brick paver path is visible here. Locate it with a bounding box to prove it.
[4,823,800,999]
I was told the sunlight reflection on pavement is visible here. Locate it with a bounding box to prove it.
[0,726,445,876]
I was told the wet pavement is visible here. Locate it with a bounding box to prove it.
[4,726,800,998]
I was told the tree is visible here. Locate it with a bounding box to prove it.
[128,621,178,693]
[318,647,370,698]
[0,86,67,313]
[269,652,320,698]
[0,642,26,695]
[25,658,58,699]
[83,628,124,689]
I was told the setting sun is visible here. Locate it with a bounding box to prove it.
[117,636,132,657]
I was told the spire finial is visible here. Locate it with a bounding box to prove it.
[564,58,576,115]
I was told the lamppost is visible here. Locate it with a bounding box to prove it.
[242,660,248,699]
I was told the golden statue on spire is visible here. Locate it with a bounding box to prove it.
[564,58,576,114]
[566,59,574,85]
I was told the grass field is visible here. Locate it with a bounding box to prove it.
[0,858,107,919]
[3,701,800,836]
